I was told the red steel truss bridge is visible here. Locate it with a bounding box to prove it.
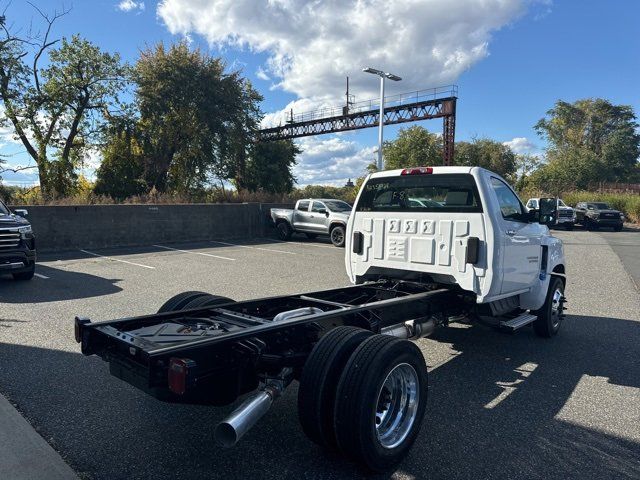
[258,85,458,165]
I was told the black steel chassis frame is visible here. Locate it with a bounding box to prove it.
[76,280,458,405]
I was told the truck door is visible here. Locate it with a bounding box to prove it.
[489,177,543,294]
[293,200,311,230]
[308,201,330,233]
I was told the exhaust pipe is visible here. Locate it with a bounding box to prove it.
[215,386,279,447]
[381,317,436,340]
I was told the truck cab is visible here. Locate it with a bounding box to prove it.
[346,166,565,311]
[0,199,36,281]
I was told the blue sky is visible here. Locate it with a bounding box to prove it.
[1,0,639,187]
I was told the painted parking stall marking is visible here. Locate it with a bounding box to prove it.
[79,249,156,269]
[261,238,336,249]
[33,273,49,279]
[153,244,236,261]
[211,240,296,255]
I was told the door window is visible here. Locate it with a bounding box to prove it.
[311,201,326,213]
[490,177,525,222]
[297,200,310,211]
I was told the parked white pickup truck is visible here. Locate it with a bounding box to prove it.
[271,198,352,247]
[77,166,567,472]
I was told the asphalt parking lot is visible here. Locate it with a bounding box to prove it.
[1,230,639,480]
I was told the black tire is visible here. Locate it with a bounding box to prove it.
[587,220,598,231]
[12,263,35,281]
[298,326,373,449]
[614,224,623,232]
[334,335,428,472]
[565,223,573,231]
[533,276,565,338]
[157,291,210,313]
[181,294,234,310]
[330,225,345,247]
[305,233,318,239]
[276,221,293,241]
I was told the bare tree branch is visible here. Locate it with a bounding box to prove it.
[27,1,70,92]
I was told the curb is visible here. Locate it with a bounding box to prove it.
[0,394,78,480]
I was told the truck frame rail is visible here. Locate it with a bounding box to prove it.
[76,280,460,405]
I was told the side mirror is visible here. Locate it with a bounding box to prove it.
[13,208,28,217]
[318,208,328,216]
[538,198,557,226]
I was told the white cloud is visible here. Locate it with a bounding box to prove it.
[158,0,529,103]
[157,0,543,184]
[255,66,270,81]
[117,0,145,13]
[503,137,541,156]
[293,136,375,186]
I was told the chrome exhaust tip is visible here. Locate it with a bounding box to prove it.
[215,389,276,447]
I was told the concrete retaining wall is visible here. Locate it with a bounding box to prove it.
[13,203,294,252]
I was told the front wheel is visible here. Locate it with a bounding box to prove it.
[533,276,565,338]
[614,224,623,232]
[13,263,35,281]
[565,223,574,231]
[333,335,428,472]
[330,225,345,247]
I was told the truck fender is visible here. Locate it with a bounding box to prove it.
[519,236,566,311]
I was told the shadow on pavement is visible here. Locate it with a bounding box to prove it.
[0,314,639,480]
[0,264,122,303]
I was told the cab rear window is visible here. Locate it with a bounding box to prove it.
[355,173,482,213]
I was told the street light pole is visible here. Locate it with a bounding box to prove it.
[377,75,385,171]
[363,67,402,171]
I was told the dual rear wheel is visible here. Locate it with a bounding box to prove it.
[298,327,428,472]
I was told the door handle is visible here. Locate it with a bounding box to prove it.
[506,230,516,236]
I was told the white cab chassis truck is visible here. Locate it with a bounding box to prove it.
[76,166,566,472]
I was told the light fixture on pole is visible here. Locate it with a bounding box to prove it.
[362,67,402,170]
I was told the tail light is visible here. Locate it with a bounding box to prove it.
[401,167,433,175]
[168,357,197,395]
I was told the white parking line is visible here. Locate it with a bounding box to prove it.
[211,241,296,255]
[261,238,336,249]
[34,273,49,279]
[80,249,156,269]
[153,244,236,261]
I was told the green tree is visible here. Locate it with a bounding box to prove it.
[94,117,146,199]
[0,6,127,198]
[454,138,517,181]
[382,126,443,170]
[513,153,542,191]
[243,140,300,194]
[534,98,640,189]
[134,43,262,194]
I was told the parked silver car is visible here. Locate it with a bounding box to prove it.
[271,199,352,247]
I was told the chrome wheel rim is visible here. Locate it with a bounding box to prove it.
[550,288,563,329]
[375,363,419,449]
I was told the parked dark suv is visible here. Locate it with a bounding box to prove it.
[0,199,36,280]
[575,202,624,231]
